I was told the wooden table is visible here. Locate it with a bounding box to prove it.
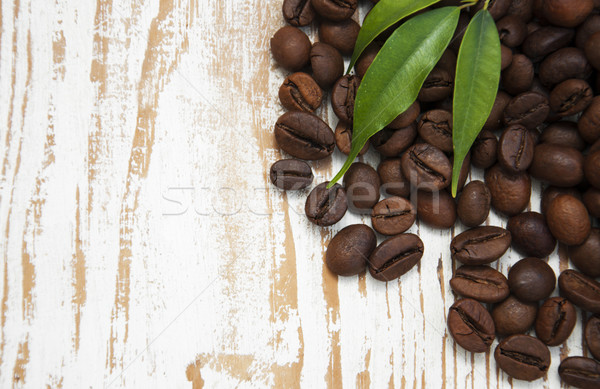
[0,0,588,387]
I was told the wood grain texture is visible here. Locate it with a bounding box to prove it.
[0,0,591,388]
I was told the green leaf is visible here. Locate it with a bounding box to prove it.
[452,9,501,197]
[328,6,461,188]
[347,0,442,73]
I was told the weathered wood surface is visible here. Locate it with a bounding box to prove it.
[0,0,589,387]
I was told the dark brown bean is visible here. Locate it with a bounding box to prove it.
[540,121,586,151]
[279,72,323,112]
[503,92,550,129]
[371,124,417,157]
[585,150,600,189]
[451,226,512,265]
[535,297,576,346]
[576,14,600,49]
[485,164,531,217]
[270,26,312,71]
[331,75,360,123]
[529,143,585,188]
[275,111,335,160]
[318,18,360,55]
[450,265,510,304]
[508,257,556,302]
[579,96,600,144]
[559,357,600,389]
[472,0,511,20]
[585,316,600,360]
[583,188,600,218]
[457,181,491,228]
[497,15,528,47]
[417,110,453,153]
[547,194,591,246]
[378,159,410,198]
[368,234,424,281]
[492,295,538,335]
[549,79,594,117]
[507,0,535,22]
[541,186,583,215]
[542,0,594,28]
[522,26,575,61]
[270,159,313,190]
[448,298,496,353]
[388,101,420,129]
[334,121,369,156]
[472,130,498,169]
[502,54,534,95]
[326,224,376,276]
[569,229,600,278]
[354,42,380,78]
[484,91,512,131]
[282,0,315,27]
[587,31,600,70]
[343,162,380,211]
[415,190,457,229]
[497,125,535,174]
[371,197,416,236]
[417,67,453,102]
[305,182,347,226]
[401,144,452,192]
[310,43,344,90]
[507,212,556,258]
[559,270,600,314]
[311,0,357,22]
[539,48,593,87]
[494,335,551,381]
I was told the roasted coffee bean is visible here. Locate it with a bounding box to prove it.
[472,0,511,20]
[522,26,575,61]
[585,316,600,360]
[529,144,585,187]
[547,194,591,246]
[540,121,586,151]
[343,162,380,211]
[559,357,600,389]
[507,0,535,22]
[485,164,531,217]
[539,48,593,87]
[535,297,577,346]
[543,0,594,28]
[451,226,512,265]
[457,181,491,227]
[282,0,315,27]
[495,335,551,381]
[502,54,534,95]
[371,197,416,236]
[497,125,535,174]
[310,42,344,90]
[388,101,420,129]
[279,72,323,112]
[311,0,357,21]
[497,15,528,47]
[504,92,550,129]
[270,159,313,190]
[319,18,360,55]
[334,121,369,156]
[559,270,600,314]
[437,49,457,76]
[417,110,453,153]
[305,182,347,226]
[448,298,495,353]
[579,96,600,144]
[569,229,600,278]
[270,26,311,71]
[450,265,510,304]
[401,143,452,191]
[576,14,600,49]
[550,79,594,117]
[275,111,335,160]
[368,233,424,281]
[541,186,583,215]
[355,42,380,78]
[415,190,457,229]
[371,124,417,157]
[508,257,556,302]
[418,67,453,102]
[507,212,556,258]
[501,44,513,70]
[378,159,410,198]
[472,130,498,169]
[492,295,538,335]
[585,150,600,189]
[583,188,600,218]
[326,224,376,276]
[331,75,360,123]
[484,91,511,131]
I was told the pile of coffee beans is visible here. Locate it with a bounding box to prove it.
[269,0,600,386]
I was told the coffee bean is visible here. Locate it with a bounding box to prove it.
[559,357,600,389]
[508,257,556,302]
[334,121,369,156]
[502,54,534,95]
[523,26,575,61]
[540,121,586,151]
[529,144,585,188]
[331,75,360,123]
[371,124,417,157]
[388,101,420,129]
[305,182,348,226]
[507,0,535,22]
[275,111,335,160]
[559,270,600,314]
[282,0,315,27]
[569,228,600,278]
[492,295,538,335]
[415,190,457,229]
[507,212,556,258]
[437,49,457,76]
[472,130,498,169]
[319,18,360,55]
[450,265,509,303]
[448,298,495,353]
[270,26,312,71]
[457,181,491,227]
[343,162,380,211]
[368,233,424,281]
[378,159,410,198]
[579,96,600,144]
[310,42,344,90]
[355,42,380,78]
[270,159,313,190]
[417,110,453,153]
[497,15,528,47]
[418,67,453,102]
[583,188,600,218]
[484,92,511,131]
[539,48,593,87]
[541,186,583,215]
[501,44,513,70]
[451,226,512,265]
[504,91,550,129]
[535,297,576,346]
[401,143,452,191]
[547,194,591,246]
[371,197,416,236]
[472,0,511,20]
[279,72,323,112]
[585,150,600,189]
[585,316,600,360]
[576,14,600,49]
[543,0,594,28]
[485,164,531,217]
[494,335,551,381]
[550,79,594,117]
[497,124,535,174]
[326,224,376,276]
[311,0,357,21]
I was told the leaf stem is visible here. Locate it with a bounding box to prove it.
[459,1,478,9]
[483,0,490,10]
